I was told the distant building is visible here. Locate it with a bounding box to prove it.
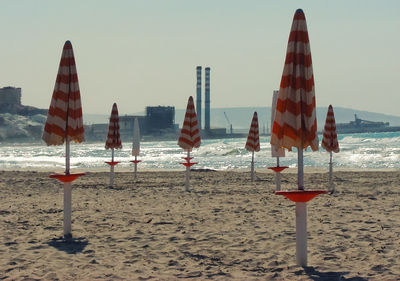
[0,87,47,116]
[85,106,178,141]
[0,87,21,105]
[145,106,175,134]
[119,115,146,137]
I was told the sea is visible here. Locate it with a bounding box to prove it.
[0,132,399,171]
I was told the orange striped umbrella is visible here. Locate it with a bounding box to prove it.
[105,103,121,188]
[322,105,339,193]
[271,9,318,153]
[178,96,201,151]
[42,40,84,146]
[322,105,339,153]
[271,10,324,267]
[42,40,84,238]
[245,112,260,152]
[178,96,200,192]
[245,111,260,182]
[105,103,122,150]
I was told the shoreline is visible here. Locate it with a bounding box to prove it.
[1,166,399,173]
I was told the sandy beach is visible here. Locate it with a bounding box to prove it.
[1,169,399,280]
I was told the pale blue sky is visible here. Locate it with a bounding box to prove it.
[1,0,399,116]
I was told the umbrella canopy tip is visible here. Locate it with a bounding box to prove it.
[294,9,306,19]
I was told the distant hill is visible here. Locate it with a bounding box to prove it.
[84,106,400,134]
[175,107,400,133]
[1,106,398,141]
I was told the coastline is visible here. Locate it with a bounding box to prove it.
[0,166,398,173]
[1,170,399,280]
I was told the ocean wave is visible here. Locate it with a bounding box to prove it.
[0,133,399,170]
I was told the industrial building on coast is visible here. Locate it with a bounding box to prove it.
[85,106,178,141]
[0,66,232,141]
[86,66,228,141]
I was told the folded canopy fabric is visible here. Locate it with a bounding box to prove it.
[271,90,285,157]
[105,103,122,150]
[178,96,201,151]
[322,105,339,153]
[245,112,260,152]
[42,41,84,146]
[132,117,140,156]
[271,9,318,152]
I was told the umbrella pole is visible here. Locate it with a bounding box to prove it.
[110,148,115,187]
[185,150,190,192]
[329,151,334,192]
[64,140,72,238]
[251,151,255,182]
[134,155,138,179]
[296,200,307,266]
[296,145,307,266]
[276,157,281,191]
[65,140,70,175]
[298,147,304,190]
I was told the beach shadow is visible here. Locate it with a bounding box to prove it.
[47,236,89,254]
[295,266,368,281]
[191,168,216,172]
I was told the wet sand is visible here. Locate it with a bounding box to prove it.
[1,169,399,280]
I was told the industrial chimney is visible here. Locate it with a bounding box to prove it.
[205,67,210,131]
[196,66,202,130]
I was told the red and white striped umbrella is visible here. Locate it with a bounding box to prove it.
[178,96,201,151]
[271,9,321,267]
[42,40,84,238]
[105,103,122,150]
[42,41,84,146]
[271,9,318,152]
[322,105,339,153]
[245,112,260,152]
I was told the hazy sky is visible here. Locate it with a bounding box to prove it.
[1,0,399,116]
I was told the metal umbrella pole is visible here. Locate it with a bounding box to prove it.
[63,140,72,237]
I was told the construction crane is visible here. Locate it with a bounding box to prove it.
[223,112,233,134]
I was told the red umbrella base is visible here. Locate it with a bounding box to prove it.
[275,190,328,202]
[105,161,120,166]
[180,162,198,167]
[130,160,142,164]
[49,173,86,183]
[268,166,289,173]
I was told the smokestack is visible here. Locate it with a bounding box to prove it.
[205,67,210,131]
[196,66,202,130]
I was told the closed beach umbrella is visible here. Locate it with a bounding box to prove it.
[271,91,285,158]
[271,8,318,186]
[322,105,339,192]
[131,117,141,178]
[178,96,201,151]
[322,105,339,153]
[42,41,84,146]
[105,103,122,187]
[269,90,287,191]
[178,96,201,191]
[271,11,318,154]
[105,103,122,150]
[271,9,321,266]
[42,40,85,238]
[245,111,260,182]
[132,118,140,156]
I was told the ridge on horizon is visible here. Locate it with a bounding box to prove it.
[83,106,400,129]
